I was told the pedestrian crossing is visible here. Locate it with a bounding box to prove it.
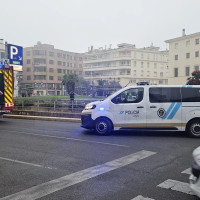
[131,168,195,200]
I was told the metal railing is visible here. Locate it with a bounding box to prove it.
[14,99,101,113]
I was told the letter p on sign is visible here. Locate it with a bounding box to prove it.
[10,46,18,59]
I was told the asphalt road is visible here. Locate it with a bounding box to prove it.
[0,118,199,200]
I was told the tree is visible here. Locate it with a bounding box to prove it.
[62,74,79,94]
[75,77,90,95]
[187,70,200,85]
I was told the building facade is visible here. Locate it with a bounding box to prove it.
[0,39,5,59]
[166,29,200,85]
[22,42,84,96]
[83,43,169,87]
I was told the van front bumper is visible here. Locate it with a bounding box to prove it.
[189,163,200,197]
[81,114,95,129]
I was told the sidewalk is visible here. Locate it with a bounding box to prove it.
[4,114,81,123]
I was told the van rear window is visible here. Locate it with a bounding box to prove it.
[149,88,181,103]
[181,88,200,102]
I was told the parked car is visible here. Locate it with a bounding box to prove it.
[190,146,200,197]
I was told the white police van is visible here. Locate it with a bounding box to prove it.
[81,85,200,137]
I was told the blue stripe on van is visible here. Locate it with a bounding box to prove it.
[167,102,182,119]
[162,102,176,119]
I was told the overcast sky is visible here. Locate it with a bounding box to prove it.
[1,0,200,52]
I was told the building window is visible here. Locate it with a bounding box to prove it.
[160,72,163,77]
[34,66,46,72]
[49,76,54,80]
[147,62,150,68]
[175,43,178,49]
[134,61,136,67]
[57,69,62,73]
[154,63,157,69]
[195,39,199,45]
[186,53,190,59]
[27,59,31,64]
[186,40,190,47]
[141,54,144,59]
[154,72,157,77]
[26,67,31,72]
[174,68,178,77]
[57,61,62,65]
[79,64,82,68]
[34,75,46,80]
[141,62,143,67]
[63,62,66,66]
[33,50,46,56]
[34,58,46,65]
[195,51,199,58]
[57,76,62,81]
[49,52,54,57]
[49,60,54,64]
[26,51,31,56]
[49,68,54,73]
[185,66,190,76]
[79,71,82,75]
[57,53,62,58]
[175,55,178,60]
[27,76,31,80]
[195,66,199,71]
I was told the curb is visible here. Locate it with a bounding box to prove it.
[4,114,81,123]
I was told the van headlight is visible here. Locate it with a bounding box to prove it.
[85,104,96,110]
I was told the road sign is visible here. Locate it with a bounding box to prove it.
[8,44,23,71]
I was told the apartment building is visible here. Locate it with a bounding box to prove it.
[0,39,5,59]
[22,42,84,96]
[166,29,200,85]
[83,43,169,87]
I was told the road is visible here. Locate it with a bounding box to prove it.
[0,118,199,200]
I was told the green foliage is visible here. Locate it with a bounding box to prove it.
[62,74,79,94]
[187,70,200,85]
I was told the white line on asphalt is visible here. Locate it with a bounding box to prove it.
[131,195,155,200]
[0,150,156,200]
[157,179,194,195]
[0,156,57,170]
[2,129,129,148]
[181,168,191,175]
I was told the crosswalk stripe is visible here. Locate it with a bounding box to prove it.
[0,150,156,200]
[131,195,155,200]
[181,168,191,175]
[157,179,194,195]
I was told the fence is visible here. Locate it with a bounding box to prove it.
[14,99,101,113]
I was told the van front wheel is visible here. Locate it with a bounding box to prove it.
[95,118,112,135]
[187,119,200,138]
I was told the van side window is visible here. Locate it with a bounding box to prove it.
[111,88,144,104]
[181,88,200,102]
[149,88,181,103]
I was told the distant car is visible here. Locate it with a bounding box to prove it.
[190,146,200,197]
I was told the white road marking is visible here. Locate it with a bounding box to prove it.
[0,150,156,200]
[0,156,57,170]
[157,179,194,195]
[1,129,129,148]
[131,195,155,200]
[181,168,191,175]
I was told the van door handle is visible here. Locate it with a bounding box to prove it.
[150,106,157,108]
[137,106,144,108]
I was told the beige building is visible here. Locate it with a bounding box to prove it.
[83,43,169,87]
[166,29,200,85]
[22,42,83,96]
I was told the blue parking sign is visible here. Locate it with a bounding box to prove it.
[8,44,23,66]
